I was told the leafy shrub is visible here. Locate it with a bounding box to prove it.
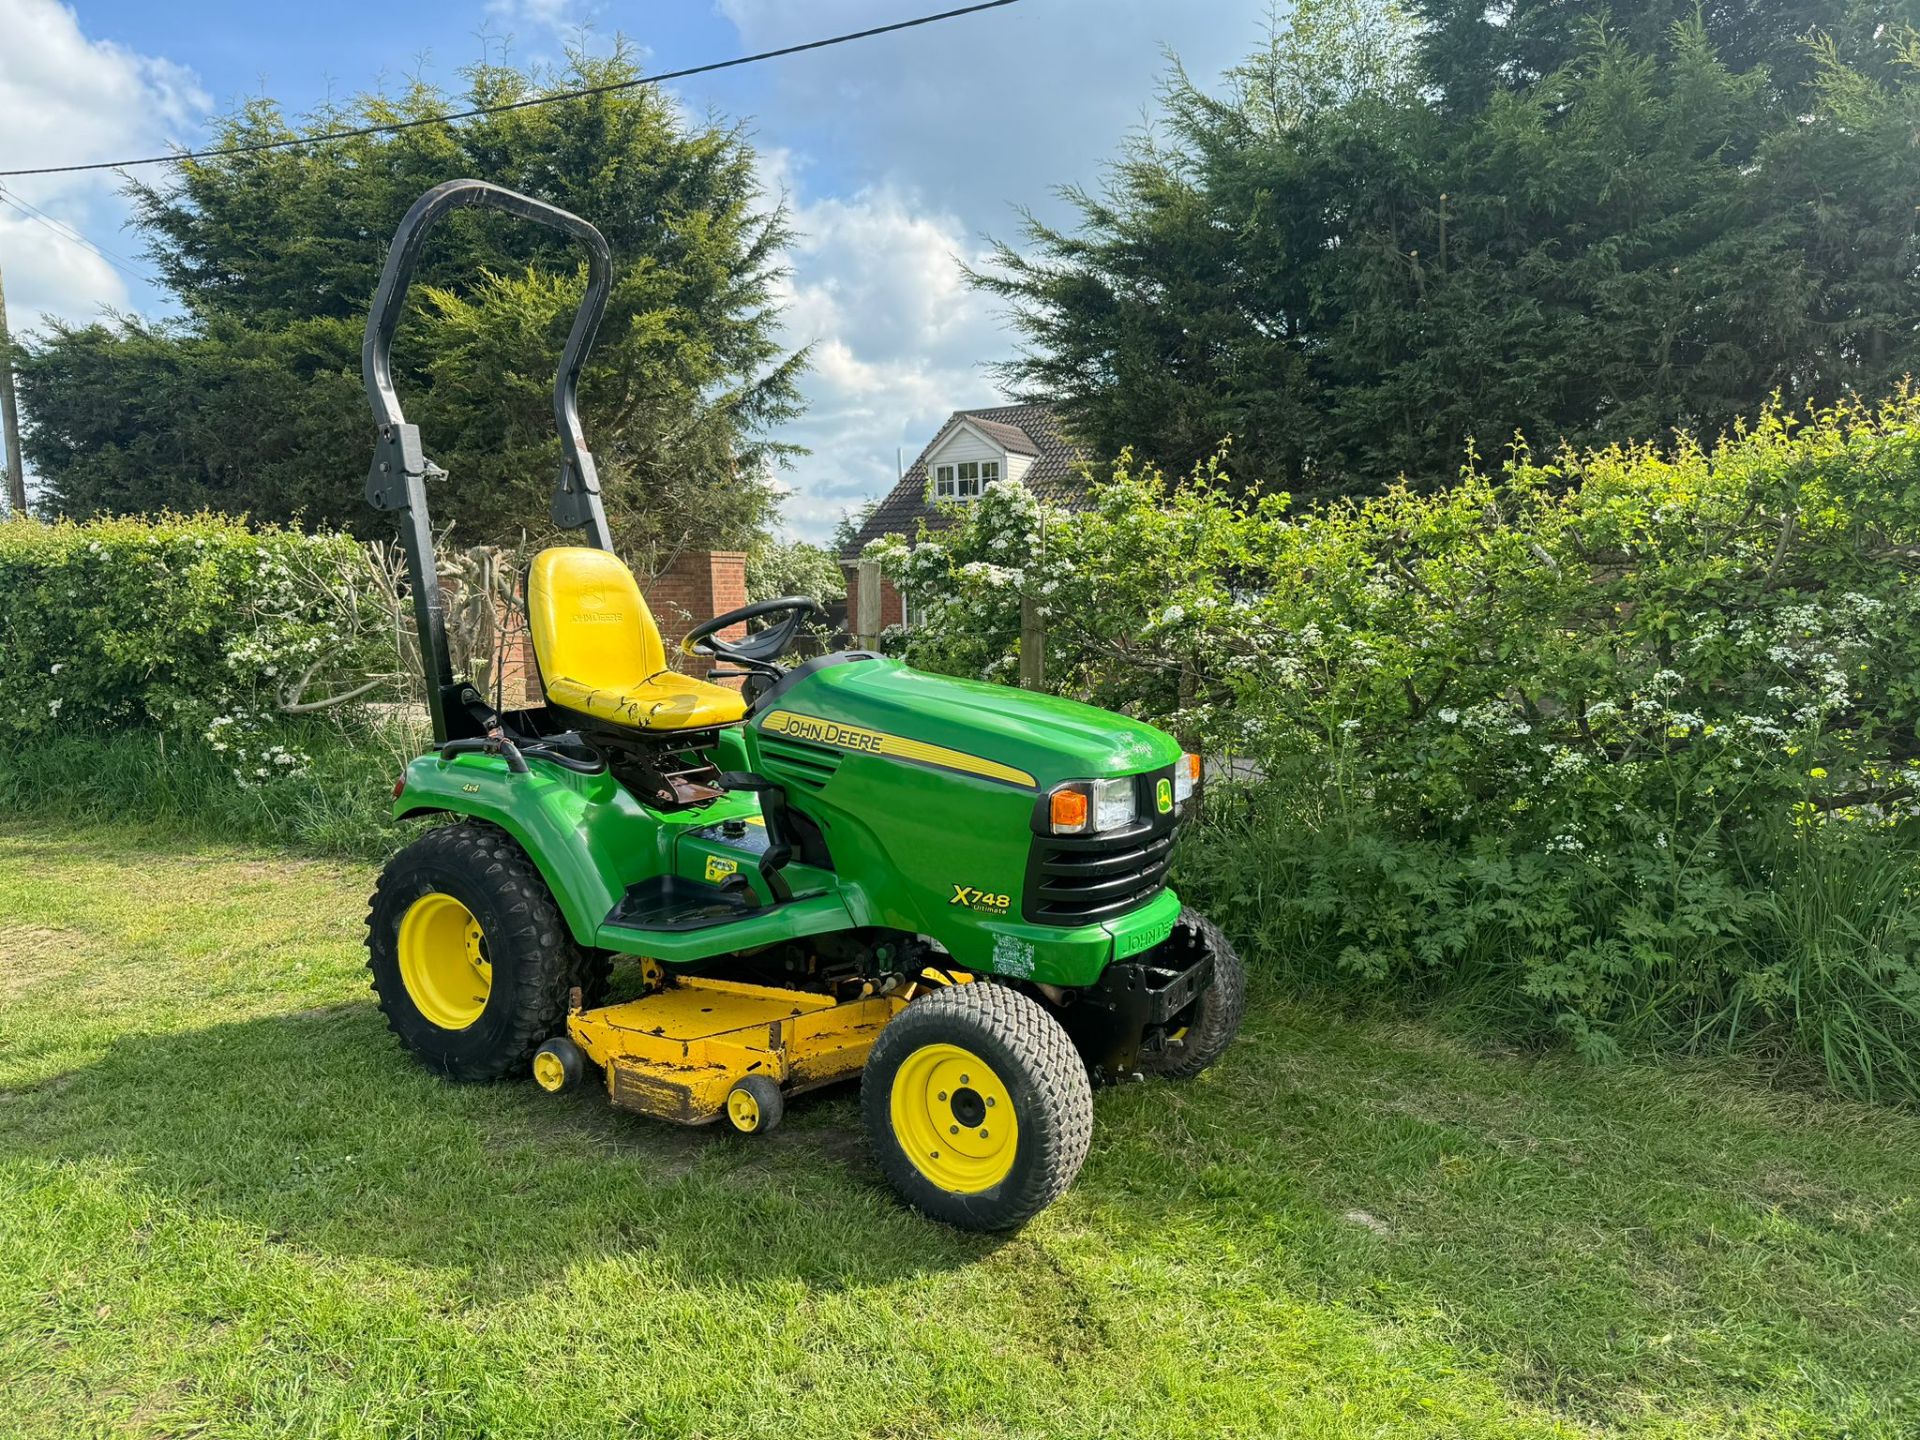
[746,535,847,605]
[871,395,1920,1097]
[0,513,396,786]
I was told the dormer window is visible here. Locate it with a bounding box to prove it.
[933,459,999,502]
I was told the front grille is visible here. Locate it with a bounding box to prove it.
[1023,769,1177,924]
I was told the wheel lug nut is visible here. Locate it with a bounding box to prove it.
[960,1074,970,1084]
[949,1124,958,1134]
[986,1097,996,1107]
[979,1130,989,1139]
[937,1092,947,1101]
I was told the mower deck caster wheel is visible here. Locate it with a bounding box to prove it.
[532,1036,586,1093]
[725,1074,785,1135]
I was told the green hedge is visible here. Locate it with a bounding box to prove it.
[874,396,1920,1099]
[0,512,388,752]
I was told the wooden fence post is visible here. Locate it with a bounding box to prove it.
[1019,592,1046,690]
[855,559,882,647]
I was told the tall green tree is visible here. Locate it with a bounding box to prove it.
[974,0,1920,493]
[17,47,806,553]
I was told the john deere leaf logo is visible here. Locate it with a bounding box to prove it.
[574,582,625,624]
[1156,778,1173,813]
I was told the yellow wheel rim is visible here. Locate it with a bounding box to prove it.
[889,1042,1018,1194]
[532,1050,568,1092]
[396,892,492,1031]
[727,1087,762,1132]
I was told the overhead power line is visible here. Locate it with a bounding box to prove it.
[0,193,145,282]
[0,185,149,280]
[0,0,1023,180]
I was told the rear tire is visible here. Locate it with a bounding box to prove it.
[1138,908,1246,1080]
[366,821,585,1081]
[863,983,1093,1232]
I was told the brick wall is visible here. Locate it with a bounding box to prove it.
[500,620,542,708]
[646,549,748,659]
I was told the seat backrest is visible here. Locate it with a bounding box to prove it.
[527,546,666,688]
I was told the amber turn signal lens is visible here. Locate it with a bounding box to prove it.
[1050,787,1090,832]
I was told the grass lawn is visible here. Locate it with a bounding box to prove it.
[1,822,1917,1438]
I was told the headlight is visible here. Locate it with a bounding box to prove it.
[1047,777,1140,835]
[1092,776,1137,831]
[1174,752,1201,810]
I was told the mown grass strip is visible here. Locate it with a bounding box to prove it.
[1,821,1916,1438]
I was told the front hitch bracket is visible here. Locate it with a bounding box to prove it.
[1055,950,1215,1083]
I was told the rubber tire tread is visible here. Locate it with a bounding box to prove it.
[366,820,587,1082]
[862,983,1093,1232]
[535,1035,587,1092]
[728,1073,785,1135]
[1139,907,1247,1080]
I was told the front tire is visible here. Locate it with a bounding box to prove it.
[862,983,1093,1232]
[366,821,584,1081]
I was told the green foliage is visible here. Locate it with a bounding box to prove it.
[0,725,412,860]
[975,0,1920,493]
[16,45,803,553]
[831,500,879,558]
[746,535,847,605]
[0,513,395,785]
[871,395,1920,1098]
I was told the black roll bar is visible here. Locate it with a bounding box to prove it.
[362,179,616,743]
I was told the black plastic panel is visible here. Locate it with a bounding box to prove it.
[1022,767,1178,924]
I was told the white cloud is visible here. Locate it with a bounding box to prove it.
[0,0,206,330]
[754,148,1008,542]
[700,0,1272,542]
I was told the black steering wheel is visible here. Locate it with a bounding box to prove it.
[680,596,826,673]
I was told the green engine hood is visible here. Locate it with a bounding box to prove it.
[754,654,1181,791]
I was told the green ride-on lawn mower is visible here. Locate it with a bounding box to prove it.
[361,180,1245,1231]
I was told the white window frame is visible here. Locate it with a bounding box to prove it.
[932,457,1001,503]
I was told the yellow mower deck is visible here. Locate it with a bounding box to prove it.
[567,975,909,1126]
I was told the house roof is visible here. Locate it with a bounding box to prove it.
[967,417,1041,456]
[839,402,1088,560]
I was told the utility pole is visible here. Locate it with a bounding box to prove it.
[0,254,25,517]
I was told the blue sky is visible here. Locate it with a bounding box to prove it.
[0,0,1274,540]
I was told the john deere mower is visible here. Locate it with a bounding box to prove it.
[361,180,1244,1230]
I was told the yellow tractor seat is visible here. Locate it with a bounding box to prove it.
[526,547,747,733]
